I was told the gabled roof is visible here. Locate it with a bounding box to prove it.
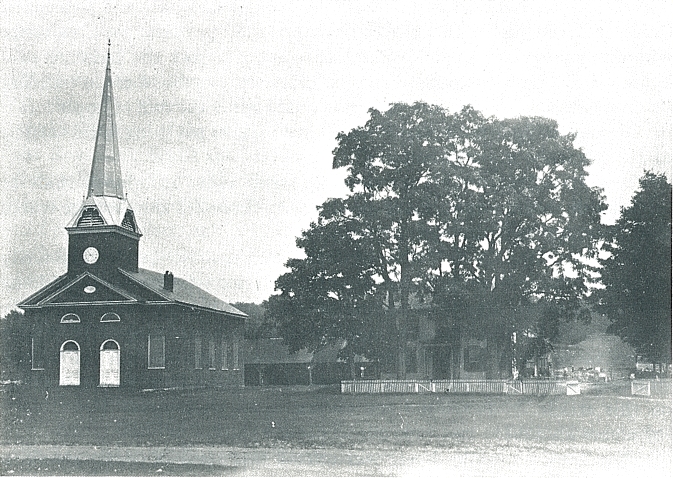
[17,273,70,308]
[120,268,246,317]
[37,272,137,306]
[19,268,246,318]
[18,271,138,308]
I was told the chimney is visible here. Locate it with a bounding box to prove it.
[163,271,174,292]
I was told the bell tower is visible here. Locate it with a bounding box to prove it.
[65,42,141,276]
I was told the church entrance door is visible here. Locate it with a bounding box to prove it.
[99,340,120,387]
[59,341,80,386]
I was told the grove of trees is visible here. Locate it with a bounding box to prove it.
[267,102,607,379]
[3,105,668,383]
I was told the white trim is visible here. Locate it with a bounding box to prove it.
[100,339,120,351]
[194,335,202,370]
[100,312,121,322]
[66,224,141,240]
[232,339,239,370]
[208,337,216,370]
[18,274,69,307]
[221,335,228,370]
[59,340,81,386]
[61,313,81,323]
[37,271,137,306]
[99,339,121,387]
[22,301,136,308]
[60,340,80,352]
[147,334,165,369]
[31,337,45,370]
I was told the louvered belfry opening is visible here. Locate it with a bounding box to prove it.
[65,46,142,276]
[77,207,105,227]
[121,209,137,232]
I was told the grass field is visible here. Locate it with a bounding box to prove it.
[1,383,671,476]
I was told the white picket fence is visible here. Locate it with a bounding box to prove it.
[341,379,570,395]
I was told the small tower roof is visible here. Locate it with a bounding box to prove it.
[87,40,123,199]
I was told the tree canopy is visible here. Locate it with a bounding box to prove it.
[267,102,606,378]
[0,309,27,381]
[598,172,672,365]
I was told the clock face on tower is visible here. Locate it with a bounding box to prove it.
[83,246,99,264]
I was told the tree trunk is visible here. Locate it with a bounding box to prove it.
[397,221,410,380]
[396,310,407,380]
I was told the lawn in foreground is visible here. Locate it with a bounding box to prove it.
[2,384,670,454]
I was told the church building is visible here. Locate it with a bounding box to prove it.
[18,47,246,390]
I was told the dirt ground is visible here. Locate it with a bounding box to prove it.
[1,443,670,477]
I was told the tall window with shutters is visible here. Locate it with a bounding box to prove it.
[221,335,228,370]
[31,335,45,370]
[147,334,165,369]
[194,336,202,370]
[208,338,216,370]
[231,338,239,370]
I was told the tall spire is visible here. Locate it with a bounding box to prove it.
[66,42,141,237]
[87,40,124,199]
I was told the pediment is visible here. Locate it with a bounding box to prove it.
[36,272,137,306]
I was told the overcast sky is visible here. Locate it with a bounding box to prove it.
[1,1,671,315]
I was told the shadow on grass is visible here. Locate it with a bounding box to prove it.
[0,458,240,476]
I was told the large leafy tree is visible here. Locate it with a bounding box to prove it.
[268,102,606,379]
[266,198,386,365]
[330,102,454,377]
[598,172,672,367]
[269,103,452,377]
[430,115,605,376]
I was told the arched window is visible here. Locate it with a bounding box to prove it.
[100,312,121,322]
[100,340,121,387]
[59,340,80,386]
[61,340,80,351]
[100,339,120,351]
[61,313,81,323]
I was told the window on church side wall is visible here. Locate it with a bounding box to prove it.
[221,335,228,370]
[61,313,80,323]
[194,336,202,370]
[147,334,165,369]
[232,338,239,370]
[209,338,216,370]
[100,312,120,322]
[31,336,45,370]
